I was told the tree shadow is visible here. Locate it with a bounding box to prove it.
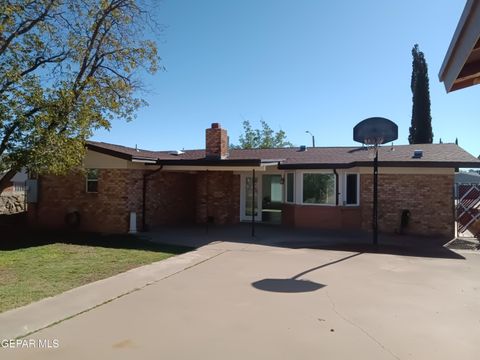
[0,225,192,254]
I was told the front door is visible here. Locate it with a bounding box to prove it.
[240,174,262,221]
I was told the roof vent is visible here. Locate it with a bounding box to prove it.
[299,145,307,152]
[412,149,423,158]
[169,150,185,156]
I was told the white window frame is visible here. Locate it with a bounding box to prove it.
[300,170,336,206]
[344,172,360,206]
[86,169,99,193]
[285,172,295,204]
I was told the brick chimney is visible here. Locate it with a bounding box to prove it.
[205,123,228,159]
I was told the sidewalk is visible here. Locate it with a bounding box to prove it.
[0,246,224,340]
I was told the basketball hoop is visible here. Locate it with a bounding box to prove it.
[363,136,384,159]
[353,117,398,245]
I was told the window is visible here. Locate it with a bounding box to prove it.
[286,173,294,203]
[345,174,359,205]
[86,169,99,193]
[302,173,335,205]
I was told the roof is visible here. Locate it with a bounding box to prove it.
[439,0,480,92]
[456,171,480,184]
[86,141,480,169]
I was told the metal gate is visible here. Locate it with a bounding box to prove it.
[456,183,480,238]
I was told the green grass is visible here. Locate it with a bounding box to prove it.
[0,231,191,313]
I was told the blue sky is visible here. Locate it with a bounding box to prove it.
[92,0,480,157]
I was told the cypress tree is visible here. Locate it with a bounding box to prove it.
[409,44,433,144]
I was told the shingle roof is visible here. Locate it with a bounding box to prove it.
[86,141,480,169]
[456,172,480,184]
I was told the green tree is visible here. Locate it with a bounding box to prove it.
[0,0,159,191]
[236,119,293,149]
[408,44,433,144]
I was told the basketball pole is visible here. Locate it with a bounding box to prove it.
[353,117,398,246]
[251,168,255,237]
[373,145,379,245]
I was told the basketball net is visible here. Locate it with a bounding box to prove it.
[364,137,383,159]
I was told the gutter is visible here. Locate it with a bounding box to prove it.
[278,161,480,170]
[142,165,163,231]
[155,158,262,166]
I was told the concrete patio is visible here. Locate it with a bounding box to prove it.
[1,226,479,359]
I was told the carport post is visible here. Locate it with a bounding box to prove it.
[205,170,209,234]
[251,169,255,237]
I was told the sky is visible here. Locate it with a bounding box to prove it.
[92,0,480,158]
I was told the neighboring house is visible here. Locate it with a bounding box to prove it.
[456,171,480,185]
[27,123,480,238]
[454,171,480,199]
[0,169,27,195]
[439,0,480,92]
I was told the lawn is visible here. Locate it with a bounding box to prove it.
[0,229,191,313]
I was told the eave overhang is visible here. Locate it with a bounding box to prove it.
[278,161,480,170]
[439,0,480,92]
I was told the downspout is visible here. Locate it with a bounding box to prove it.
[142,165,163,231]
[333,169,339,206]
[205,170,209,234]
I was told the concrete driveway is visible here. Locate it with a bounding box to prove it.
[2,228,480,359]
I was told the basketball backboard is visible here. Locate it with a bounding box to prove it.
[353,117,398,145]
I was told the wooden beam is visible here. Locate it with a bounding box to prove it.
[474,38,480,49]
[457,59,480,79]
[452,76,480,91]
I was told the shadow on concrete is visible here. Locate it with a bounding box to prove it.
[147,223,465,260]
[252,278,325,293]
[0,225,192,254]
[252,252,363,293]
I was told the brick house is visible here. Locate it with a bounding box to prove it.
[28,123,480,237]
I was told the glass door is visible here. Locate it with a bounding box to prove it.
[261,174,283,224]
[241,174,262,221]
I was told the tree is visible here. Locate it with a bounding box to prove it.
[0,0,159,191]
[235,119,293,149]
[408,44,433,144]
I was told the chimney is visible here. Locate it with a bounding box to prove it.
[206,123,228,159]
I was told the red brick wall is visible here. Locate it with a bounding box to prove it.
[360,173,454,237]
[205,123,228,159]
[196,171,240,224]
[145,171,196,227]
[31,169,146,233]
[282,204,362,229]
[30,169,242,233]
